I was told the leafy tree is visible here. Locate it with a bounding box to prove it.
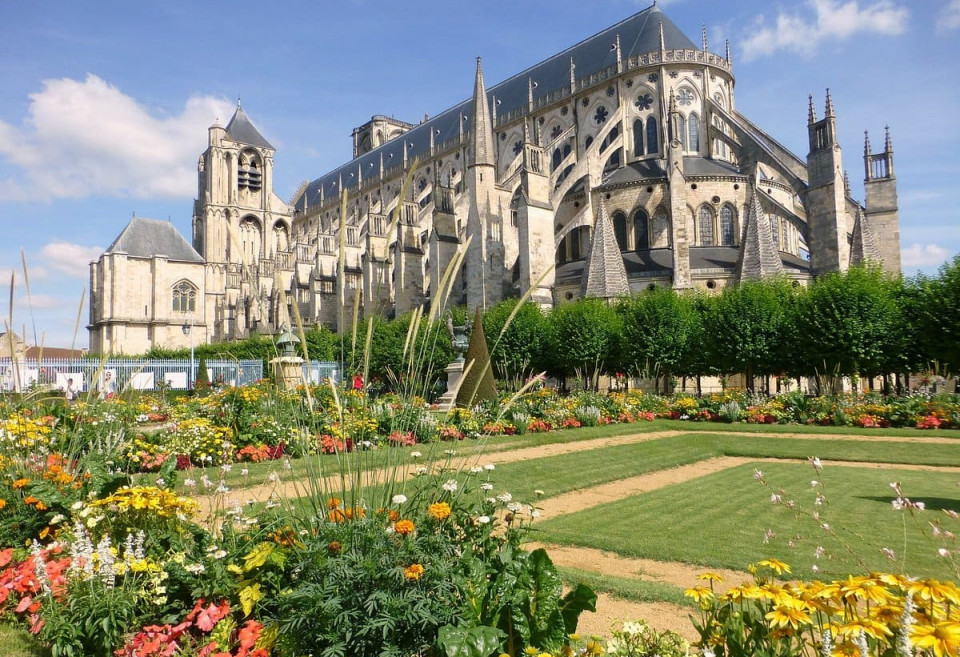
[703,279,795,392]
[193,353,210,392]
[617,287,699,394]
[545,298,622,391]
[481,300,548,387]
[792,265,902,389]
[910,255,960,378]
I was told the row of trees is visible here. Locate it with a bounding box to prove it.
[147,257,960,396]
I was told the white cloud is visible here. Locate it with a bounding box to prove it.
[0,75,233,202]
[901,243,951,268]
[39,242,103,279]
[940,0,960,31]
[742,0,909,61]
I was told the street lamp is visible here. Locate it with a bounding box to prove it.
[181,320,194,390]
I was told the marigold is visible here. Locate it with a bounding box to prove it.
[328,497,341,510]
[0,499,6,510]
[394,519,415,536]
[328,541,341,554]
[428,502,452,521]
[12,478,29,489]
[404,563,425,580]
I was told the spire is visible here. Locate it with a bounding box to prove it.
[224,103,274,149]
[736,186,784,282]
[581,197,630,300]
[528,77,535,111]
[824,88,835,118]
[849,206,880,267]
[725,39,732,66]
[615,33,623,73]
[884,124,893,153]
[843,170,851,197]
[864,130,871,155]
[808,94,817,124]
[701,24,708,51]
[569,56,576,93]
[470,57,495,168]
[659,22,666,52]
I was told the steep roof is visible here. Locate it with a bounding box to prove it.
[581,199,630,299]
[849,207,880,267]
[295,3,698,211]
[105,218,204,263]
[736,186,784,282]
[225,103,274,150]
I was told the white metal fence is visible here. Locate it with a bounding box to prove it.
[0,358,263,393]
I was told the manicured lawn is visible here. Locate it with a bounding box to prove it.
[557,567,692,608]
[0,623,45,657]
[535,462,960,580]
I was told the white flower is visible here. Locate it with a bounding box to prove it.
[213,550,227,559]
[702,648,716,657]
[268,472,280,483]
[477,515,491,524]
[71,501,84,510]
[496,492,512,503]
[480,482,493,491]
[809,456,822,472]
[392,494,408,505]
[415,466,428,474]
[241,468,249,476]
[469,466,482,474]
[484,464,495,471]
[411,451,422,459]
[507,502,522,512]
[49,514,65,525]
[938,548,950,557]
[770,493,782,504]
[534,489,544,497]
[155,477,166,488]
[444,449,457,456]
[183,478,196,488]
[442,480,458,492]
[220,464,232,473]
[185,563,206,575]
[215,482,230,494]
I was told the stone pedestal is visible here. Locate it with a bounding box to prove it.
[436,359,464,410]
[271,356,305,390]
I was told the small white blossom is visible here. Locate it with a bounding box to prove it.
[415,466,428,474]
[49,514,65,525]
[469,466,482,474]
[392,494,408,505]
[442,480,458,492]
[183,478,196,488]
[496,492,512,503]
[241,468,249,476]
[484,464,495,471]
[507,502,522,512]
[534,489,545,497]
[477,515,491,524]
[938,548,950,557]
[480,483,494,491]
[410,451,422,459]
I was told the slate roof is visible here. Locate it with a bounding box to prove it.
[581,199,630,299]
[736,186,784,281]
[225,104,274,150]
[105,218,204,263]
[294,4,697,211]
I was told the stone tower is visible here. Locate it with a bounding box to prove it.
[862,126,901,273]
[805,90,850,276]
[516,118,555,307]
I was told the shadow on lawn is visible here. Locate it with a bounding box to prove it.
[858,495,960,513]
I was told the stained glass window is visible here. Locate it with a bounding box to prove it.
[699,206,715,246]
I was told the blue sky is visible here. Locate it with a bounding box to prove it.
[1,0,958,348]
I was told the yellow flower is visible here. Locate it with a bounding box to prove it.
[837,618,893,641]
[697,572,725,583]
[428,502,452,521]
[839,575,892,605]
[909,579,960,606]
[404,564,425,580]
[755,558,791,575]
[765,598,812,631]
[685,586,714,604]
[911,621,960,657]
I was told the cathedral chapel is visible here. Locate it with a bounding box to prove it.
[89,3,900,354]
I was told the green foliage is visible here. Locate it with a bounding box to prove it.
[910,255,960,376]
[457,308,498,407]
[703,278,795,390]
[545,298,622,390]
[194,353,210,391]
[482,300,548,387]
[617,288,699,392]
[793,265,903,384]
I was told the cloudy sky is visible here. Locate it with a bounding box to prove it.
[1,0,958,348]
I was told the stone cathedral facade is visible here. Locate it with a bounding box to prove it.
[89,3,900,354]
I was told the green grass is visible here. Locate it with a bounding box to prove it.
[558,566,693,609]
[652,419,960,438]
[0,623,46,657]
[535,462,960,580]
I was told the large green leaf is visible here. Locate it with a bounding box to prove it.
[558,583,597,635]
[437,625,505,657]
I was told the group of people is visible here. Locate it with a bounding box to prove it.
[63,371,116,403]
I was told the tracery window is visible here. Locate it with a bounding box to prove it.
[688,113,700,152]
[613,211,628,251]
[720,205,736,246]
[652,208,670,247]
[677,114,687,150]
[172,280,197,313]
[634,210,649,250]
[633,119,644,157]
[770,213,780,250]
[698,206,715,246]
[645,117,658,155]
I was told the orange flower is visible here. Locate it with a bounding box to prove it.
[404,564,425,580]
[0,499,6,510]
[328,509,346,523]
[394,519,415,535]
[12,478,29,489]
[328,541,341,554]
[428,502,452,521]
[327,497,341,510]
[388,510,400,522]
[23,496,40,505]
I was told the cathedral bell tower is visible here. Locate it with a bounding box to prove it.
[862,126,901,273]
[805,90,850,275]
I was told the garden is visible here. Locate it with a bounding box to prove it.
[1,259,959,657]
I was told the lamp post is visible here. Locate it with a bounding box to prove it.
[181,319,194,390]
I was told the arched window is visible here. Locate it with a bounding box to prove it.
[238,150,262,191]
[584,136,594,150]
[688,113,700,152]
[770,213,780,250]
[603,150,620,172]
[677,115,687,150]
[172,280,197,313]
[613,211,628,251]
[646,117,658,155]
[698,206,715,246]
[634,210,649,250]
[552,148,562,172]
[273,222,289,255]
[633,119,644,157]
[239,217,262,262]
[720,205,736,246]
[652,208,670,247]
